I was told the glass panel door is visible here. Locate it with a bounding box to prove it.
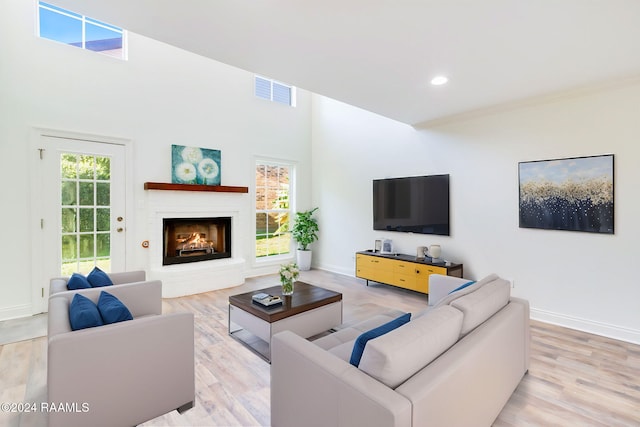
[34,134,127,312]
[60,152,113,274]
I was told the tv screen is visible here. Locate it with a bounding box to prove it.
[373,174,450,235]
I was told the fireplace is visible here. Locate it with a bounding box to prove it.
[163,217,231,266]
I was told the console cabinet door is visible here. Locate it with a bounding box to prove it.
[356,254,394,284]
[391,261,418,291]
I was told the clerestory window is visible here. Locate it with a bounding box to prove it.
[255,76,296,106]
[38,2,127,60]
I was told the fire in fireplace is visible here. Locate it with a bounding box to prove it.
[163,217,231,265]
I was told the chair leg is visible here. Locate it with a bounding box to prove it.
[177,401,194,414]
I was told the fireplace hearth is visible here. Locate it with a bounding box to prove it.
[163,217,231,265]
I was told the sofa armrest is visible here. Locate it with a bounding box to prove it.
[48,280,163,337]
[50,277,70,295]
[428,274,471,306]
[271,331,411,427]
[48,312,194,427]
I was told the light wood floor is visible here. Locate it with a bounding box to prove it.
[1,270,639,426]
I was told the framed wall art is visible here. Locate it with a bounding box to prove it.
[518,154,614,234]
[171,144,221,185]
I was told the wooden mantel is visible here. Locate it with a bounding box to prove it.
[144,182,248,193]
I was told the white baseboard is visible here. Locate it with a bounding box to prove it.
[313,262,354,277]
[0,304,33,322]
[531,307,640,346]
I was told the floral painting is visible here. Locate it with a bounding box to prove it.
[519,154,614,234]
[171,145,221,185]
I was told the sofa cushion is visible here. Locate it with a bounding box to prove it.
[69,293,104,331]
[97,291,133,324]
[314,314,399,351]
[67,273,91,290]
[450,276,510,336]
[358,306,463,388]
[433,273,499,308]
[349,313,411,367]
[87,267,113,288]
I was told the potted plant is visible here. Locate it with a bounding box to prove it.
[291,207,319,271]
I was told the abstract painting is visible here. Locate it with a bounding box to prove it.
[171,145,221,185]
[519,154,614,234]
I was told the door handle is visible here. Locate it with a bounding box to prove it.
[116,227,124,232]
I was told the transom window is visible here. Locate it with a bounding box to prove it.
[255,76,296,106]
[38,1,126,60]
[255,161,294,259]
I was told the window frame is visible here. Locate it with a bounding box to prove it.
[37,1,128,60]
[254,158,296,263]
[254,75,296,107]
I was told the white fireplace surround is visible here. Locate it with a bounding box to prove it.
[146,190,247,297]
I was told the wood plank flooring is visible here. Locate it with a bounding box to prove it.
[0,269,638,426]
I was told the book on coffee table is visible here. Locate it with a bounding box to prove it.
[252,293,282,307]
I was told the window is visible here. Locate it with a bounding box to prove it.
[60,153,112,275]
[255,161,294,259]
[38,2,126,59]
[255,76,296,106]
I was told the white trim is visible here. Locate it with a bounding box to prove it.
[254,75,295,106]
[37,1,126,59]
[531,307,640,345]
[29,127,133,315]
[0,304,33,322]
[252,156,298,269]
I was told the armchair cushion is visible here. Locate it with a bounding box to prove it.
[69,294,104,331]
[87,267,113,288]
[67,273,91,290]
[350,313,411,367]
[97,291,133,324]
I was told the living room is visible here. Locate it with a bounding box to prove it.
[1,1,640,426]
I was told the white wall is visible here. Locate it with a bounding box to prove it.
[0,2,311,319]
[311,83,640,344]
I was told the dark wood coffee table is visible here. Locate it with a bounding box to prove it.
[228,281,343,361]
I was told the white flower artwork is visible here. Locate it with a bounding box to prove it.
[171,144,221,185]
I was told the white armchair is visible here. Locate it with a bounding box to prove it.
[428,274,472,306]
[47,280,195,427]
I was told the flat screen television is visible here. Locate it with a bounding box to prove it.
[373,174,450,235]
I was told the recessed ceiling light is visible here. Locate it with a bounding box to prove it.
[431,76,448,86]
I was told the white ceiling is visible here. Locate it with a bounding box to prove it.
[52,0,640,126]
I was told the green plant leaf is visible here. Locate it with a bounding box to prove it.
[291,207,319,250]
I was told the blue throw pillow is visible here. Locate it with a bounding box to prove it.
[87,267,113,288]
[448,280,476,295]
[350,313,411,367]
[97,291,133,324]
[69,294,104,331]
[67,273,91,290]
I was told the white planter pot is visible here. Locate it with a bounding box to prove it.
[297,249,312,271]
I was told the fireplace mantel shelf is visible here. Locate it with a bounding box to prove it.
[144,182,248,193]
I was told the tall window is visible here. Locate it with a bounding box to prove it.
[255,76,296,106]
[60,153,112,275]
[255,162,293,259]
[38,1,126,59]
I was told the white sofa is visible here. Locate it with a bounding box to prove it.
[271,274,530,427]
